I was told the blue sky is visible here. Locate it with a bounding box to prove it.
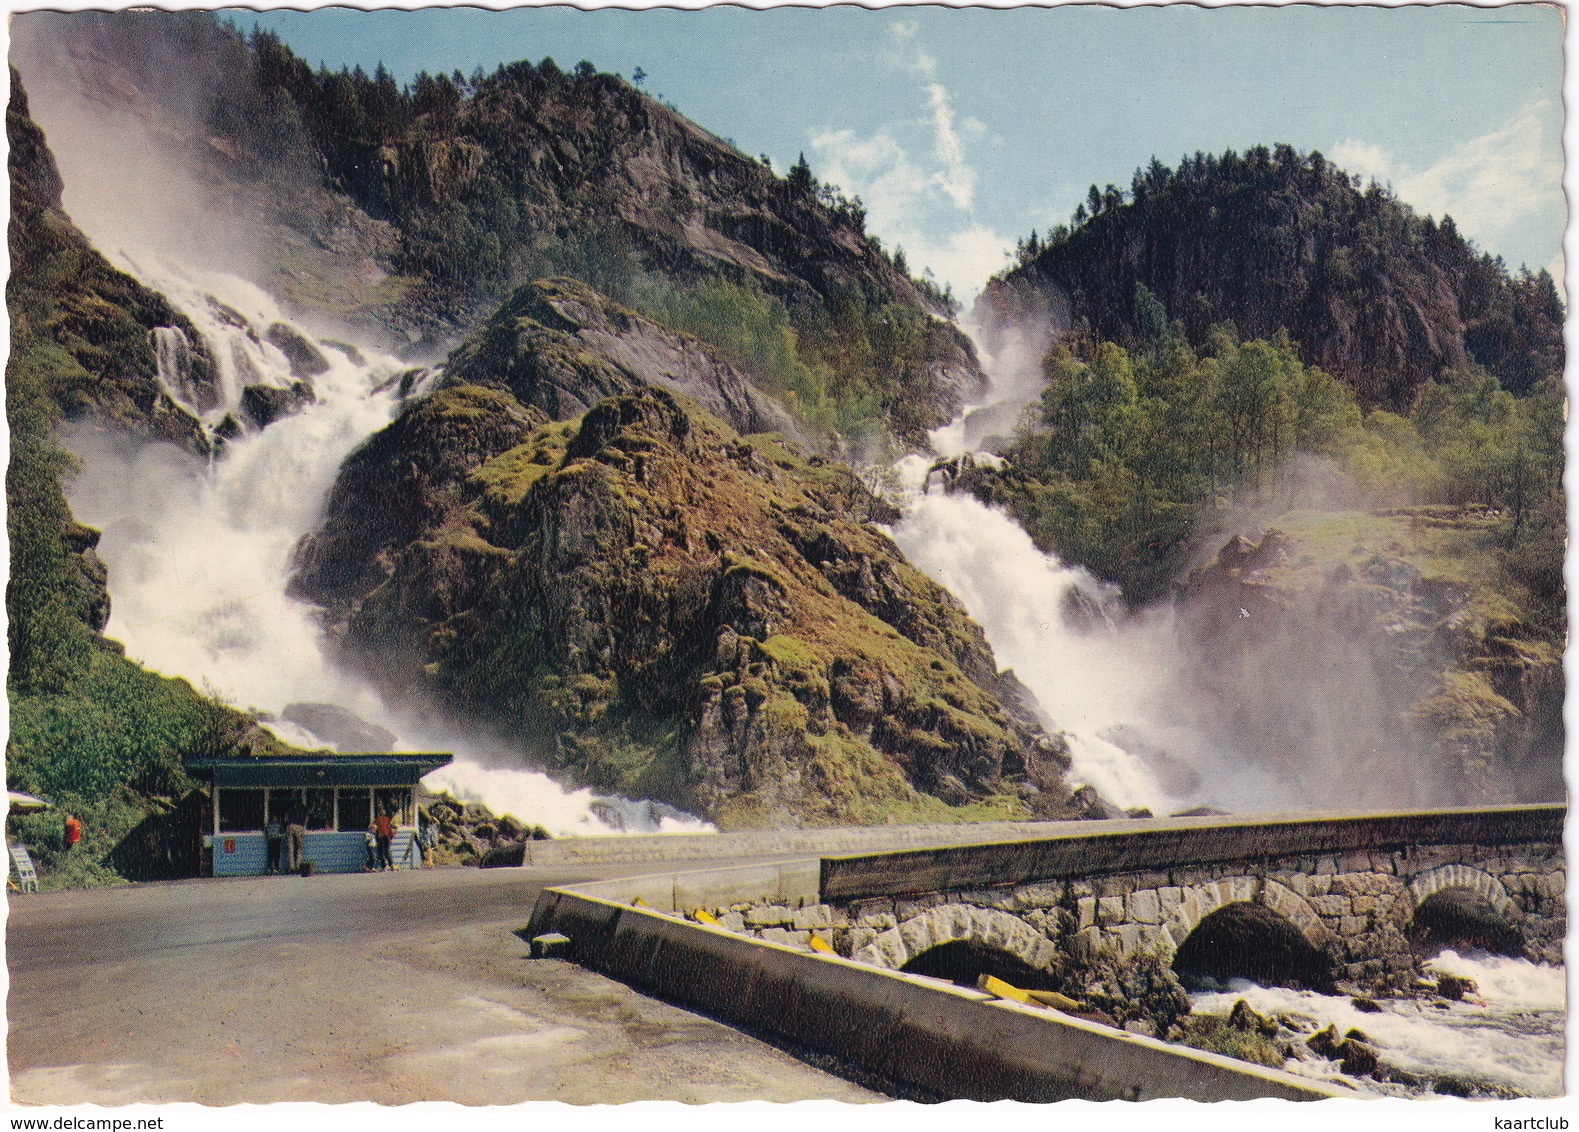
[231,4,1565,301]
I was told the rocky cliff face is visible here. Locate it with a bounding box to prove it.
[294,282,1077,827]
[13,12,985,438]
[440,278,805,440]
[7,66,214,456]
[1172,518,1562,807]
[986,146,1563,408]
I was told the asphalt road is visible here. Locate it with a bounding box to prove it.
[7,862,883,1106]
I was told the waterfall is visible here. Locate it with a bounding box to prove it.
[65,257,678,836]
[150,326,212,415]
[883,322,1294,816]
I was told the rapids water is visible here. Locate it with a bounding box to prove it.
[1188,950,1566,1097]
[61,258,702,835]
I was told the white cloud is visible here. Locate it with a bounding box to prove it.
[811,127,1012,299]
[1324,140,1391,181]
[1331,101,1563,265]
[809,127,924,230]
[926,83,975,209]
[804,23,1011,298]
[889,20,937,78]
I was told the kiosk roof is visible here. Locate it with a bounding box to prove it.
[184,753,453,788]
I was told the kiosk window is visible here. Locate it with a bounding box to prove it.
[305,788,335,830]
[219,789,265,832]
[374,787,410,825]
[268,788,302,824]
[338,790,371,832]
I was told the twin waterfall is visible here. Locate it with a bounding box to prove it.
[72,261,1350,827]
[68,259,1273,831]
[60,260,1565,1095]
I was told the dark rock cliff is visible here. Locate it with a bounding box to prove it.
[7,66,216,455]
[293,282,1078,827]
[13,12,986,438]
[987,146,1563,409]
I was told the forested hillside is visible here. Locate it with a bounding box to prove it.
[988,145,1563,410]
[958,272,1564,805]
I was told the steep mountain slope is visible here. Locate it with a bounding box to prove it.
[987,145,1563,409]
[6,71,300,885]
[7,68,214,457]
[14,11,983,443]
[292,281,1080,827]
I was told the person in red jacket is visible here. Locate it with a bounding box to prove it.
[373,810,394,871]
[63,814,81,853]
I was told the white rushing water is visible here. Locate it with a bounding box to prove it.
[1188,950,1566,1097]
[886,325,1298,815]
[62,257,703,835]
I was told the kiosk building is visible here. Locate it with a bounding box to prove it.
[184,752,453,876]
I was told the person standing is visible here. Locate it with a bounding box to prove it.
[419,815,437,868]
[373,809,394,871]
[264,811,284,875]
[62,814,81,854]
[285,807,306,875]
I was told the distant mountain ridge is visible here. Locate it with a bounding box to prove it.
[986,145,1563,409]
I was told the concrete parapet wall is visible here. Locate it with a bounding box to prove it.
[528,872,1353,1102]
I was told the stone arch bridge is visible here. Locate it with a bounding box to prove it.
[810,805,1563,990]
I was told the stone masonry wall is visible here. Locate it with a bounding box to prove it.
[716,839,1563,992]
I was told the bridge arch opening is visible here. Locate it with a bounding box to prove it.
[1171,902,1333,991]
[900,941,1060,992]
[1409,888,1524,956]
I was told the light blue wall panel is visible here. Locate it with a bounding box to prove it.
[209,830,423,875]
[212,833,267,876]
[302,831,371,873]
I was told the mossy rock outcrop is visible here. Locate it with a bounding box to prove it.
[294,282,1076,826]
[441,277,804,440]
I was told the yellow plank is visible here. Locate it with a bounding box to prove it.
[1025,989,1085,1012]
[808,933,835,954]
[977,974,1035,1004]
[693,908,721,925]
[977,975,1082,1012]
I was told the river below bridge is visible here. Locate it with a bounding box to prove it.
[1187,949,1565,1097]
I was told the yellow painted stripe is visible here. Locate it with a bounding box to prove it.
[977,975,1082,1012]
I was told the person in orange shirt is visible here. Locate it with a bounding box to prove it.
[373,809,394,871]
[63,814,81,853]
